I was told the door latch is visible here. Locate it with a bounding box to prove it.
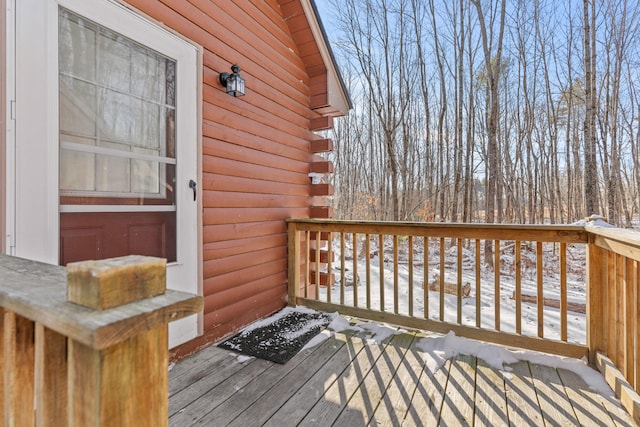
[188,179,197,201]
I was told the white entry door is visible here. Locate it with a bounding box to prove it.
[8,0,201,347]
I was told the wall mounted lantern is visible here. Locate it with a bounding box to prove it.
[219,64,245,97]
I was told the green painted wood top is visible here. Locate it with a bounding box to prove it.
[0,254,202,350]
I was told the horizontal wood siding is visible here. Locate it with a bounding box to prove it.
[124,0,323,348]
[279,0,330,109]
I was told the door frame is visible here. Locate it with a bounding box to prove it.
[6,0,203,348]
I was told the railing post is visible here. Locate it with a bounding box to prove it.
[587,239,608,365]
[4,311,35,427]
[288,221,301,306]
[0,254,201,427]
[65,256,169,427]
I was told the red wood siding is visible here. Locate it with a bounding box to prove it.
[279,0,330,110]
[123,0,330,353]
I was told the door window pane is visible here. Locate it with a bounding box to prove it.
[58,8,176,203]
[60,76,96,136]
[59,16,96,80]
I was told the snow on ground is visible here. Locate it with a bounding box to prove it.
[319,236,588,344]
[302,313,404,350]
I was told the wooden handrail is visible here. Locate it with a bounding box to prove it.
[288,218,589,242]
[0,254,202,426]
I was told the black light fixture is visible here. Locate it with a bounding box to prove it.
[219,64,245,97]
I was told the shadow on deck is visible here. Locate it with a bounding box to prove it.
[169,325,635,426]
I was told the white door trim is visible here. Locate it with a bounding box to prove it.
[11,0,202,347]
[4,0,16,256]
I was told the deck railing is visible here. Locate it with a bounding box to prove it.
[586,225,640,419]
[287,218,640,417]
[0,254,202,427]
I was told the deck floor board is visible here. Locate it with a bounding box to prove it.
[169,328,636,426]
[529,363,579,426]
[227,335,347,427]
[370,345,426,426]
[262,333,367,426]
[473,358,508,426]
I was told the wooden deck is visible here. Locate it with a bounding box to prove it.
[169,328,636,426]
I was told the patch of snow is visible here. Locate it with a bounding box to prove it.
[327,314,357,332]
[236,355,254,363]
[354,321,402,344]
[415,331,613,396]
[302,329,331,350]
[586,220,615,228]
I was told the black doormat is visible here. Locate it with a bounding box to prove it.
[219,308,332,364]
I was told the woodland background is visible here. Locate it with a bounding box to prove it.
[320,0,640,226]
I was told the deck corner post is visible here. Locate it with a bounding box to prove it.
[587,239,607,365]
[66,256,169,427]
[287,221,301,307]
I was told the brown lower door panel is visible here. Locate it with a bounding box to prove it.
[60,211,176,265]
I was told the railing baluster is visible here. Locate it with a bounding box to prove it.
[608,251,617,362]
[625,257,635,383]
[424,237,429,319]
[475,239,481,328]
[353,233,358,308]
[495,240,501,331]
[515,241,522,335]
[314,231,321,300]
[560,242,567,341]
[35,324,68,427]
[365,234,371,309]
[615,254,625,373]
[536,242,543,338]
[457,238,463,325]
[439,238,445,321]
[327,232,333,305]
[4,311,35,427]
[587,243,608,364]
[340,233,346,306]
[379,234,385,312]
[409,236,414,317]
[303,231,311,298]
[635,260,639,392]
[393,235,399,314]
